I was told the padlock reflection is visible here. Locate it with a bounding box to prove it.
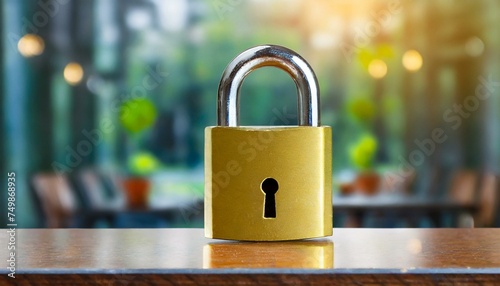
[203,240,333,268]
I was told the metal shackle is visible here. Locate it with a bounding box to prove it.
[217,45,320,127]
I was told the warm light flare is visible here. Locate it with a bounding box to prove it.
[368,59,387,79]
[402,50,423,72]
[407,238,422,254]
[465,37,484,57]
[17,34,45,58]
[63,62,84,85]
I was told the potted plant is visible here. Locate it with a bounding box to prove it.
[123,151,161,208]
[349,134,380,195]
[119,98,159,208]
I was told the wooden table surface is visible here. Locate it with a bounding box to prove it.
[1,228,499,285]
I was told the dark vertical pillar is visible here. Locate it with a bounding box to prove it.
[185,2,203,166]
[422,2,441,169]
[452,3,485,170]
[402,2,417,165]
[68,0,95,168]
[373,79,387,163]
[28,48,53,172]
[371,2,391,164]
[115,1,129,165]
[4,0,34,226]
[423,64,440,166]
[454,60,483,169]
[23,0,56,173]
[21,0,54,226]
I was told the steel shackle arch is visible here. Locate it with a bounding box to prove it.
[217,45,320,127]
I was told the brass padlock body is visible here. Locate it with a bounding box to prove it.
[205,126,332,241]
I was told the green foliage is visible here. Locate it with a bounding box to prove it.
[349,134,378,171]
[347,96,376,125]
[356,43,395,69]
[119,98,158,133]
[127,151,161,176]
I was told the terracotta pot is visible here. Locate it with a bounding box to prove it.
[355,172,380,195]
[339,182,355,196]
[122,177,150,209]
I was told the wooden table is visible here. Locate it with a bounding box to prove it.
[79,197,204,227]
[81,193,475,228]
[333,194,479,227]
[1,229,499,285]
[333,193,478,212]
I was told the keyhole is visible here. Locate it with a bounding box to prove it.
[261,178,279,218]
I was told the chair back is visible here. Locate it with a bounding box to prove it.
[75,169,109,208]
[31,173,78,227]
[475,173,498,227]
[448,170,479,204]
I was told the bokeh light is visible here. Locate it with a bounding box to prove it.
[407,239,422,254]
[402,50,423,72]
[464,37,484,57]
[368,59,387,79]
[63,62,84,85]
[17,34,45,58]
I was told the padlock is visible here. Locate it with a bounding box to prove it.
[205,45,332,241]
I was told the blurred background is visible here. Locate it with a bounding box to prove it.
[1,0,499,228]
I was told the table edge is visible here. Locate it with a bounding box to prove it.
[5,268,500,275]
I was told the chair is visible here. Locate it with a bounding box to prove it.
[424,165,455,199]
[495,175,500,227]
[74,170,176,228]
[446,170,480,227]
[31,173,79,228]
[71,169,114,209]
[379,169,416,194]
[70,169,128,227]
[448,170,479,204]
[474,173,498,227]
[97,171,125,201]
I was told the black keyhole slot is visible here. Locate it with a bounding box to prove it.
[261,178,279,218]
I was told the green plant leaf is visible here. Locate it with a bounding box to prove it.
[119,98,158,133]
[349,134,378,170]
[128,151,161,176]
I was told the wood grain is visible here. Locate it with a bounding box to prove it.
[1,228,499,285]
[3,273,500,285]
